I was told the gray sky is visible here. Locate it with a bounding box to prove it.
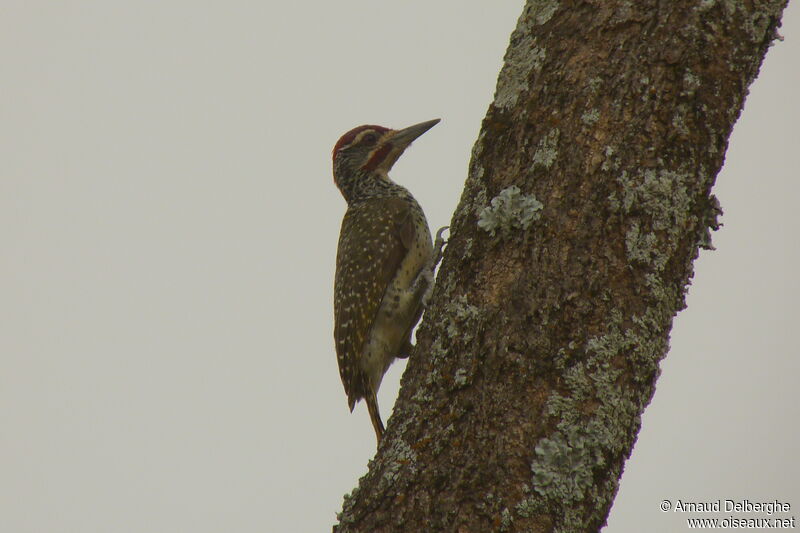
[2,2,797,532]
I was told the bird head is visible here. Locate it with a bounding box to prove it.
[332,118,440,203]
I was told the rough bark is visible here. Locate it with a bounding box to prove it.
[334,1,787,531]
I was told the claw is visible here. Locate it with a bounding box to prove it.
[432,225,449,268]
[410,226,450,307]
[419,226,450,307]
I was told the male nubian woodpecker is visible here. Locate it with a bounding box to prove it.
[332,119,446,444]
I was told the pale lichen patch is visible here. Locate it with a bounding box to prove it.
[581,108,600,126]
[532,0,559,25]
[477,185,544,238]
[495,3,554,110]
[495,31,539,109]
[532,129,560,169]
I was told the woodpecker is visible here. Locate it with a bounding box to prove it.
[332,118,446,444]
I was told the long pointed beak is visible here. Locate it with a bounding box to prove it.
[391,118,440,150]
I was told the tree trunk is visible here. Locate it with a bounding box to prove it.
[334,1,788,531]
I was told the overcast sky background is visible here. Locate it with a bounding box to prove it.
[2,2,798,532]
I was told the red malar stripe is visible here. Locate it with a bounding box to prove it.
[362,144,393,172]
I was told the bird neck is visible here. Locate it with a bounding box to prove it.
[339,170,413,206]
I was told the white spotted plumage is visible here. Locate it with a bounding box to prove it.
[331,120,439,443]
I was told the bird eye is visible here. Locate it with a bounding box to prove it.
[362,133,378,145]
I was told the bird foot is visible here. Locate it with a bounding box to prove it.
[396,339,415,359]
[412,226,449,307]
[432,225,449,269]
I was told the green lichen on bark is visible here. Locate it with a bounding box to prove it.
[477,185,543,239]
[532,128,560,169]
[581,108,600,125]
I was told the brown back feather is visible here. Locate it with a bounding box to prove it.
[333,197,414,408]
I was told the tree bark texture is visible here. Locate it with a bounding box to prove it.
[335,1,787,531]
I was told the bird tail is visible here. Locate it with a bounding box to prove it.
[365,393,385,444]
